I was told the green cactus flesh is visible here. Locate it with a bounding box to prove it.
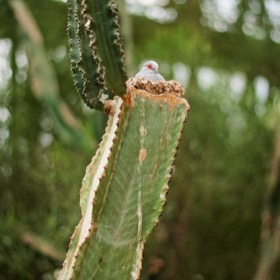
[58,87,189,280]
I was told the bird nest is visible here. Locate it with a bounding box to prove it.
[126,77,185,98]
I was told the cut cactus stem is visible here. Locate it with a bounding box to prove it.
[58,83,190,280]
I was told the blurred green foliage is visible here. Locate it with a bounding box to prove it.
[0,0,280,279]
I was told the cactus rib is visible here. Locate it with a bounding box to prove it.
[67,0,108,109]
[81,0,127,95]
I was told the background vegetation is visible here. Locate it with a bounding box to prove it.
[1,0,280,279]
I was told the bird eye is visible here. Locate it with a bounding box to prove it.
[148,64,152,69]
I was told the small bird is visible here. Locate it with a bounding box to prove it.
[135,60,165,82]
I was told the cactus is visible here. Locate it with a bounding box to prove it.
[67,0,127,109]
[59,0,190,279]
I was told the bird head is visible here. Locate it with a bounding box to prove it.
[143,61,159,73]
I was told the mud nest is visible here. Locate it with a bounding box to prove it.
[126,77,185,97]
